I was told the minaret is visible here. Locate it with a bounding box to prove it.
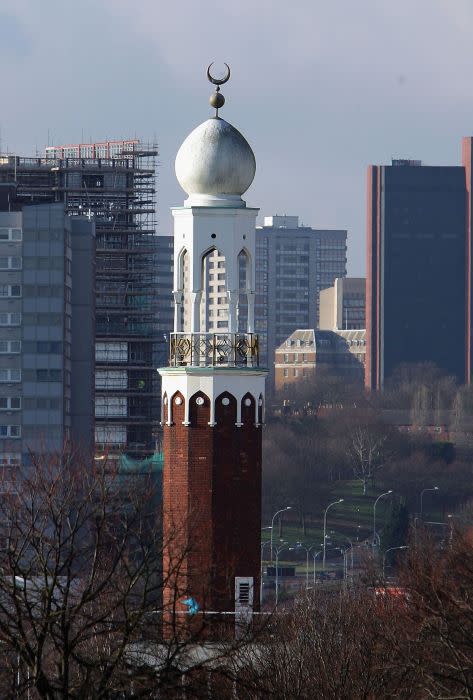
[159,65,267,629]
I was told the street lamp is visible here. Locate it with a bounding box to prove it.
[420,486,439,518]
[296,543,318,589]
[373,490,393,546]
[270,507,292,562]
[312,548,323,586]
[260,540,272,604]
[383,545,408,579]
[322,499,344,569]
[275,545,293,606]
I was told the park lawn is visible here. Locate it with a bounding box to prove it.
[263,479,394,551]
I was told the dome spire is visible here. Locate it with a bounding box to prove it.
[207,62,230,117]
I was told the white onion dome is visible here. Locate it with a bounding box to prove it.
[175,116,256,207]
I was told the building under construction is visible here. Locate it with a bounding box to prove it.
[0,140,170,461]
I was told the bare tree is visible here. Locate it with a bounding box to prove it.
[348,426,387,494]
[243,589,416,699]
[0,449,256,698]
[397,530,473,699]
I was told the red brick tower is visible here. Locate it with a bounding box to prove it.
[159,66,267,627]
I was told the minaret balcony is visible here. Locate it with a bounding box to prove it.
[169,332,259,368]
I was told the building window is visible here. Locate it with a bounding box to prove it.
[95,342,128,362]
[0,453,21,466]
[0,341,21,354]
[95,425,127,445]
[283,369,288,377]
[0,369,21,382]
[0,256,22,269]
[0,425,21,438]
[0,228,22,242]
[36,370,62,382]
[0,313,21,326]
[95,370,128,389]
[0,398,21,410]
[95,396,127,417]
[293,368,298,377]
[0,285,21,298]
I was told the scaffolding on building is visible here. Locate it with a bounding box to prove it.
[0,141,161,459]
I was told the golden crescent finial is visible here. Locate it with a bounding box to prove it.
[207,62,231,86]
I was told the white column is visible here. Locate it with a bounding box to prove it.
[227,290,238,334]
[190,291,202,333]
[173,290,183,332]
[247,291,255,333]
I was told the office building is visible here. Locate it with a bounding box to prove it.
[0,203,95,469]
[366,159,467,389]
[255,216,347,387]
[0,141,164,461]
[274,328,365,392]
[319,277,365,330]
[195,216,347,390]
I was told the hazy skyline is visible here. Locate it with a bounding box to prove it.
[2,0,473,274]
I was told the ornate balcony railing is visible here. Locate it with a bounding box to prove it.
[169,332,259,368]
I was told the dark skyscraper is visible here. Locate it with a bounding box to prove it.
[366,159,467,390]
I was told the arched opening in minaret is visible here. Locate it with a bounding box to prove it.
[237,249,251,333]
[177,247,189,331]
[200,247,228,334]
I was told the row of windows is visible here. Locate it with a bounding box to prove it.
[23,256,64,270]
[96,342,127,362]
[0,313,21,326]
[23,285,66,298]
[0,285,21,297]
[23,341,63,354]
[12,369,63,383]
[23,398,62,410]
[22,313,65,327]
[283,368,310,377]
[95,397,127,417]
[0,228,22,242]
[0,397,21,410]
[0,425,21,438]
[0,341,21,354]
[283,353,310,362]
[95,425,127,445]
[0,256,21,269]
[0,369,21,382]
[95,370,128,389]
[0,454,21,466]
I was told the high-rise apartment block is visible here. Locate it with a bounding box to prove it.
[0,203,95,469]
[194,216,347,389]
[366,158,468,389]
[0,141,166,461]
[255,216,347,386]
[319,277,365,330]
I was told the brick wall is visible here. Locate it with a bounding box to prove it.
[162,389,262,621]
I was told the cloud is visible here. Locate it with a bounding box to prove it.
[2,0,473,273]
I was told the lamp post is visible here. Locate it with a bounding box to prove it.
[275,545,293,606]
[270,507,291,562]
[383,545,408,579]
[344,537,354,572]
[322,499,344,569]
[260,540,272,605]
[420,486,439,518]
[312,549,322,586]
[373,490,393,546]
[296,544,318,589]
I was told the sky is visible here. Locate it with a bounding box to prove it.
[2,0,473,275]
